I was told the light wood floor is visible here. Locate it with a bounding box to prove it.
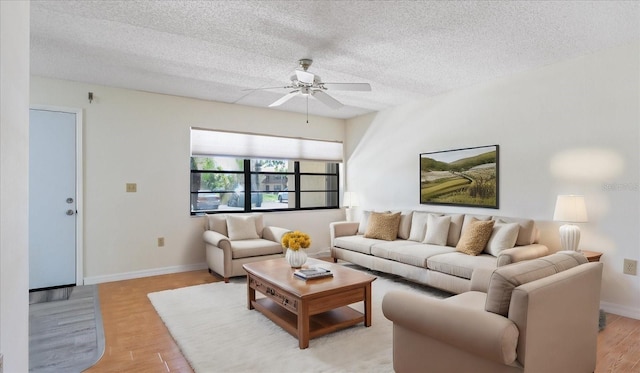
[85,269,639,372]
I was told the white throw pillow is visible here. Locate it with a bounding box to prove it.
[408,211,432,242]
[423,214,451,246]
[358,210,372,235]
[485,221,519,256]
[226,215,260,240]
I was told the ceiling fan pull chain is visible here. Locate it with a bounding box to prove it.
[306,95,309,124]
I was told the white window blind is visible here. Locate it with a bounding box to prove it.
[191,128,343,162]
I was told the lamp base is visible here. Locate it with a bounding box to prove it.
[559,224,581,251]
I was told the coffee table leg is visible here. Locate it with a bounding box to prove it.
[247,278,255,310]
[298,302,310,349]
[364,283,372,327]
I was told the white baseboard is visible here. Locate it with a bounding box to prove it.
[83,262,208,285]
[600,301,640,320]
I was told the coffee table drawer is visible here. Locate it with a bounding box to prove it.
[249,276,298,313]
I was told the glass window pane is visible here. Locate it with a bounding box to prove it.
[300,175,338,191]
[192,156,244,171]
[191,172,243,193]
[300,191,339,208]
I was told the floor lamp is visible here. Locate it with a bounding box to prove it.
[553,195,588,252]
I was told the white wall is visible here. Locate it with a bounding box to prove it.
[346,42,640,319]
[0,1,30,371]
[30,77,346,283]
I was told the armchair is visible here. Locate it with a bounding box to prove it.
[382,252,603,373]
[203,213,291,282]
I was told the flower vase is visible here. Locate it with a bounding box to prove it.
[286,248,307,268]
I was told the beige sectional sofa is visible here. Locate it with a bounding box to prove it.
[330,210,550,294]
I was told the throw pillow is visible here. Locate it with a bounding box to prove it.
[357,210,372,235]
[408,211,432,242]
[226,215,260,240]
[456,219,496,255]
[423,214,451,246]
[395,211,413,239]
[485,221,520,256]
[364,212,401,241]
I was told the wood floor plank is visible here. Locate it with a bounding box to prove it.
[84,269,640,372]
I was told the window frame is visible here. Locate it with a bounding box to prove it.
[190,158,340,215]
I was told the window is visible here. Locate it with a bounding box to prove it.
[190,129,342,215]
[190,157,339,214]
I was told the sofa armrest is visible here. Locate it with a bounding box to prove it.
[329,221,360,245]
[382,290,519,365]
[262,226,291,246]
[470,268,495,292]
[496,244,549,267]
[203,230,230,247]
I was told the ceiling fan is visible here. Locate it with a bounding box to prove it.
[248,59,371,110]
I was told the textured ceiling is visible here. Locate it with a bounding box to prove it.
[30,1,639,119]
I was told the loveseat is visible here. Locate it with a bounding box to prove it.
[382,252,604,373]
[203,213,291,282]
[330,210,549,294]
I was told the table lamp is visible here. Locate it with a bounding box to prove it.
[343,192,360,221]
[553,195,588,251]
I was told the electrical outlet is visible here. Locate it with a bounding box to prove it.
[157,237,165,247]
[126,183,137,193]
[623,259,637,275]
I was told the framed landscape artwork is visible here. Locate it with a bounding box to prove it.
[420,145,499,209]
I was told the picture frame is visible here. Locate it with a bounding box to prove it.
[420,145,499,209]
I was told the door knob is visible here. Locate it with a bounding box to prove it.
[66,209,75,216]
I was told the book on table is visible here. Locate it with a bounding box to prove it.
[294,266,333,280]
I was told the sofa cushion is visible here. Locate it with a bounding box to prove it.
[456,219,495,255]
[357,210,372,235]
[372,243,455,268]
[408,211,433,242]
[333,235,381,255]
[394,210,413,239]
[364,212,401,241]
[495,216,537,246]
[484,221,519,256]
[461,214,492,235]
[230,239,283,259]
[205,214,228,236]
[423,214,451,246]
[485,251,588,316]
[226,214,260,240]
[446,214,465,247]
[427,252,498,279]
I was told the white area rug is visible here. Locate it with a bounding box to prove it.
[148,268,450,373]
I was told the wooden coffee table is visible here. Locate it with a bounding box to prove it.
[243,258,376,349]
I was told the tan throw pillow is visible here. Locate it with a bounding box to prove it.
[364,212,401,241]
[226,215,260,240]
[485,221,519,256]
[456,219,495,255]
[423,214,451,246]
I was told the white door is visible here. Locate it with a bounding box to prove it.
[29,108,79,290]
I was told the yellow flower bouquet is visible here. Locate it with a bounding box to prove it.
[281,231,311,251]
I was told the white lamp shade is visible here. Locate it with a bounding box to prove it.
[553,195,588,223]
[343,192,360,208]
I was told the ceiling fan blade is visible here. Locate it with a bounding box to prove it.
[242,86,293,91]
[269,91,299,107]
[312,90,343,109]
[322,83,372,91]
[295,70,315,84]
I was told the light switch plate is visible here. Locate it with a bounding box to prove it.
[126,183,137,193]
